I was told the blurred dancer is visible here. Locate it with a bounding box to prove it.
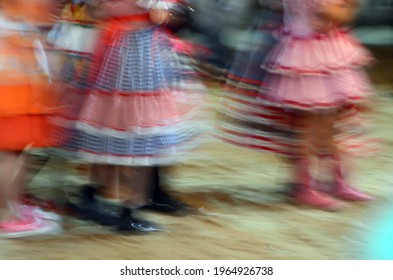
[47,0,98,82]
[17,0,99,213]
[218,0,375,211]
[51,0,207,233]
[0,0,62,238]
[217,0,282,129]
[187,0,263,80]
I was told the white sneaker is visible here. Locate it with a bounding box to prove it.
[19,204,63,222]
[0,217,62,239]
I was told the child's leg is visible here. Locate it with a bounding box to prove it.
[92,164,190,214]
[314,112,337,156]
[290,112,340,210]
[79,164,159,232]
[0,151,62,238]
[0,152,26,221]
[312,112,337,189]
[118,166,153,208]
[103,166,159,233]
[91,164,152,206]
[313,112,373,202]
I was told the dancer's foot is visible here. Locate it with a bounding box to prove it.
[332,182,374,202]
[18,204,62,222]
[0,216,62,239]
[116,208,161,233]
[141,191,194,215]
[144,167,194,215]
[22,194,56,212]
[290,158,342,211]
[330,154,374,202]
[67,185,120,226]
[292,187,342,211]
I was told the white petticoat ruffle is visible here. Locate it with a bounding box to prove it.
[47,21,98,54]
[137,0,175,10]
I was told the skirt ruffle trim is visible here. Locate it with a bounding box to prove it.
[50,127,211,166]
[263,29,374,76]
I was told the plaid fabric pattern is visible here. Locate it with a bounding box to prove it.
[51,20,207,165]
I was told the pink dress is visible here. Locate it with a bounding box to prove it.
[261,0,373,109]
[216,0,378,157]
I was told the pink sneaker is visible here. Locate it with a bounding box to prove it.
[291,158,342,211]
[331,154,374,202]
[333,182,374,202]
[293,188,342,211]
[0,217,62,239]
[18,205,62,222]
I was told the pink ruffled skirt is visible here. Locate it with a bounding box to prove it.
[261,28,374,110]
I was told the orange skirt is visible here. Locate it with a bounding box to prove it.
[0,83,54,117]
[0,115,52,151]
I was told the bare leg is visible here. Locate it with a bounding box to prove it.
[313,112,337,156]
[313,112,337,187]
[91,165,159,232]
[90,164,152,208]
[0,152,27,221]
[292,112,316,183]
[118,166,153,208]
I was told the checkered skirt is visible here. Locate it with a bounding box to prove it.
[51,23,207,165]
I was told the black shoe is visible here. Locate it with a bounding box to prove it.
[116,208,161,233]
[141,192,194,215]
[144,167,193,215]
[79,184,99,203]
[67,185,121,226]
[66,200,121,226]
